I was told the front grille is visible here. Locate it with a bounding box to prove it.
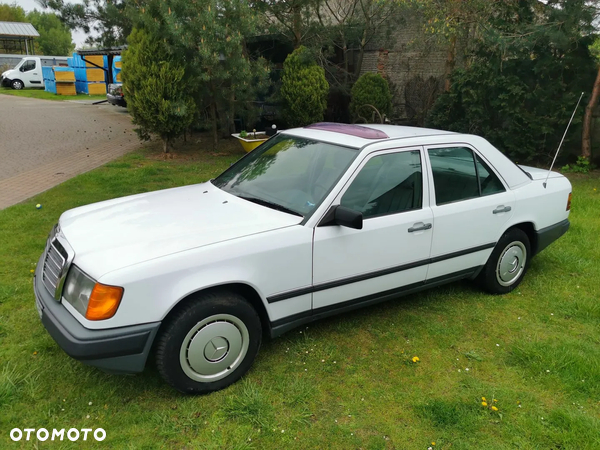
[42,227,70,299]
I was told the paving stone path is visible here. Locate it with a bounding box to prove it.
[0,95,140,209]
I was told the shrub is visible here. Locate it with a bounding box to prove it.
[280,46,329,127]
[350,73,392,123]
[122,28,195,153]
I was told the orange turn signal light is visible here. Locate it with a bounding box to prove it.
[566,192,572,211]
[86,283,124,321]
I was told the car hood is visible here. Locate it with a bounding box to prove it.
[59,182,302,279]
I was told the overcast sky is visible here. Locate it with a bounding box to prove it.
[10,0,89,48]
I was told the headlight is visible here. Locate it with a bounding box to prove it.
[63,265,124,320]
[63,265,95,316]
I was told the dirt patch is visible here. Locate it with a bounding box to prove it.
[143,132,246,163]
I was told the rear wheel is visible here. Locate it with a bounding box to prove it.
[478,228,530,294]
[155,291,262,394]
[11,79,24,90]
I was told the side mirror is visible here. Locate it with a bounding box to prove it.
[319,205,363,230]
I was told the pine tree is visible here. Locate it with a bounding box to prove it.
[122,28,195,153]
[280,46,329,127]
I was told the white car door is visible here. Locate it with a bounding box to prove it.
[312,147,433,310]
[20,59,42,87]
[424,145,515,280]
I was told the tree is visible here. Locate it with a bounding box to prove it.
[122,28,195,153]
[427,0,597,162]
[0,2,26,22]
[582,25,600,158]
[27,10,74,55]
[128,0,269,149]
[254,0,321,49]
[280,46,329,127]
[39,0,132,47]
[406,0,493,91]
[350,72,391,123]
[315,0,405,87]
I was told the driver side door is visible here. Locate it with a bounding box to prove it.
[20,59,41,87]
[312,147,433,310]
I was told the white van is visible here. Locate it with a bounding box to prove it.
[1,55,68,90]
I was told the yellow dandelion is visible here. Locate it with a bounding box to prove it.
[491,406,498,411]
[432,443,436,446]
[33,351,37,355]
[493,399,498,402]
[412,356,420,363]
[482,397,486,401]
[482,401,488,407]
[30,269,35,273]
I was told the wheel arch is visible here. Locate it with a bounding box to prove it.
[11,78,24,89]
[160,283,271,336]
[508,222,538,256]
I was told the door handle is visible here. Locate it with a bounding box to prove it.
[493,205,512,214]
[408,222,432,233]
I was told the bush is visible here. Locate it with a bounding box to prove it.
[122,28,195,153]
[280,46,329,127]
[350,73,392,123]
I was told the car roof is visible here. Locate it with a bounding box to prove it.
[280,123,531,190]
[281,123,456,148]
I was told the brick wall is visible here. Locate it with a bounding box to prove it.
[360,13,458,122]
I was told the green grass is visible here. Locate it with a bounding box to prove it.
[0,148,599,449]
[0,86,106,101]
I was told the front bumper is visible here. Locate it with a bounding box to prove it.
[34,255,160,374]
[107,93,126,107]
[0,76,11,87]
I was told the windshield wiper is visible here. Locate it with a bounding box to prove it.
[238,196,303,217]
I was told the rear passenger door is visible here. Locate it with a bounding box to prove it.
[312,147,433,310]
[425,145,515,280]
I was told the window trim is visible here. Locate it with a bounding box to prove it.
[425,144,508,207]
[328,146,426,221]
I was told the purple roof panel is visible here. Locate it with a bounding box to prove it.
[304,123,389,139]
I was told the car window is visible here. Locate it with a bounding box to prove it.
[213,135,357,217]
[22,60,36,72]
[476,155,505,196]
[428,147,505,205]
[341,150,422,218]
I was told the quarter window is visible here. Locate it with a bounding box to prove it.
[428,147,505,205]
[341,150,422,218]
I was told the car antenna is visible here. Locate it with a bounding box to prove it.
[543,92,585,189]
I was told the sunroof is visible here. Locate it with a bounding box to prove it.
[304,122,389,139]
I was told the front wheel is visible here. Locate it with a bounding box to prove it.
[11,79,24,90]
[155,291,262,394]
[478,228,531,294]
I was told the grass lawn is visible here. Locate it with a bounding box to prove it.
[0,86,106,102]
[0,144,599,449]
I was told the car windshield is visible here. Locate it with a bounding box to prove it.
[212,134,358,217]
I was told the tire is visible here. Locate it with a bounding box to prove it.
[478,228,531,294]
[155,291,262,394]
[11,79,24,90]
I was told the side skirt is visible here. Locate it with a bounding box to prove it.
[269,267,481,338]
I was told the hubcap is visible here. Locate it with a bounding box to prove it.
[496,241,527,287]
[180,314,249,382]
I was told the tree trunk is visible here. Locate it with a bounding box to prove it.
[355,28,368,79]
[210,101,218,150]
[582,65,600,158]
[162,137,169,153]
[444,34,457,92]
[293,5,302,48]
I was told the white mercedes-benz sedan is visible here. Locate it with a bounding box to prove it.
[34,123,572,393]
